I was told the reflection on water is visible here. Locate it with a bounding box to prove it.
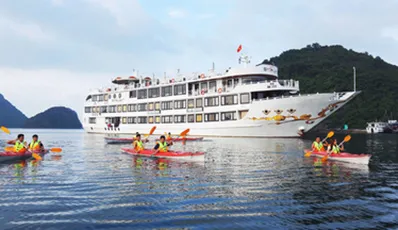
[0,130,397,229]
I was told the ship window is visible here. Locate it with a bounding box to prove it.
[174,100,186,109]
[161,101,173,110]
[174,115,186,123]
[196,114,203,122]
[148,103,154,111]
[89,117,96,124]
[196,98,203,108]
[155,116,161,123]
[123,105,127,112]
[85,107,91,113]
[174,84,186,96]
[201,82,207,91]
[161,86,172,97]
[122,117,127,124]
[162,115,173,124]
[104,94,109,101]
[221,111,237,121]
[118,93,122,98]
[138,89,147,99]
[148,88,160,98]
[221,95,238,105]
[188,99,194,108]
[127,117,135,124]
[137,116,147,124]
[128,104,136,112]
[204,96,219,107]
[92,95,98,102]
[101,106,107,113]
[113,94,116,99]
[205,113,219,122]
[148,116,154,124]
[98,95,104,101]
[155,102,160,110]
[188,114,194,123]
[108,105,116,113]
[209,81,216,93]
[240,93,250,104]
[129,90,136,98]
[117,105,122,112]
[137,103,147,111]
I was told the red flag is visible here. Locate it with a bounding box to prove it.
[237,44,242,53]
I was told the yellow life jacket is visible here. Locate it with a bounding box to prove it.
[332,145,340,154]
[134,140,144,151]
[14,141,27,153]
[157,141,168,152]
[29,140,41,151]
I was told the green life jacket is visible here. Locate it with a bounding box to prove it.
[312,141,323,151]
[158,141,168,152]
[332,145,340,154]
[14,141,27,152]
[29,140,41,150]
[134,140,144,150]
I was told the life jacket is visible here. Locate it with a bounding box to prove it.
[312,141,323,151]
[157,141,168,152]
[14,141,27,153]
[134,140,144,151]
[29,140,41,151]
[332,145,340,154]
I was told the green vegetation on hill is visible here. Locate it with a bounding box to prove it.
[268,43,398,129]
[0,94,27,128]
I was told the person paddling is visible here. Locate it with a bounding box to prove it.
[133,134,148,152]
[7,134,28,153]
[152,135,173,156]
[28,134,45,152]
[311,137,324,152]
[327,139,344,154]
[166,132,172,141]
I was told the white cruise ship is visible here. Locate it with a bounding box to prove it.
[82,52,360,137]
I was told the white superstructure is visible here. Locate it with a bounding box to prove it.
[366,122,390,134]
[82,52,359,137]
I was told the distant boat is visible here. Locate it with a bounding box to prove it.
[387,120,398,133]
[366,121,391,134]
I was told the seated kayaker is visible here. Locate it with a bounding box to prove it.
[133,134,148,152]
[153,135,173,155]
[166,132,172,141]
[311,137,324,152]
[7,134,28,153]
[327,139,344,154]
[28,134,45,152]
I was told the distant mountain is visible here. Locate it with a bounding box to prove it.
[269,43,398,128]
[0,93,28,128]
[23,106,82,129]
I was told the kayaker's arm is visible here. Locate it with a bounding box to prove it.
[7,140,16,145]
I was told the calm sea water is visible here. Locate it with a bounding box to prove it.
[0,129,397,229]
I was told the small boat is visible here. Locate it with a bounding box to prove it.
[0,150,49,163]
[121,148,205,161]
[304,149,371,165]
[104,137,134,144]
[155,137,204,142]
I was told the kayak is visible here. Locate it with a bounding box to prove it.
[121,148,205,161]
[155,137,204,142]
[0,150,49,163]
[304,149,371,165]
[105,137,134,144]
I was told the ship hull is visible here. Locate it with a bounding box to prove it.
[83,91,359,137]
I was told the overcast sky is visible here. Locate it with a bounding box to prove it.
[1,0,398,120]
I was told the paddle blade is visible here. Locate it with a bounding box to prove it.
[50,147,62,153]
[321,155,328,163]
[5,146,14,152]
[149,126,156,135]
[32,153,42,161]
[180,128,190,137]
[344,135,351,142]
[304,151,312,157]
[327,131,334,138]
[1,126,10,134]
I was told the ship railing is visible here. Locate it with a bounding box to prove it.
[242,79,299,89]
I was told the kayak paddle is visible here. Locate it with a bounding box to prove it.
[1,126,10,134]
[177,128,190,139]
[321,135,351,163]
[144,126,156,139]
[304,131,334,157]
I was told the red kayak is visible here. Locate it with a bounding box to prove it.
[121,148,205,161]
[0,150,49,163]
[304,149,371,165]
[155,137,204,142]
